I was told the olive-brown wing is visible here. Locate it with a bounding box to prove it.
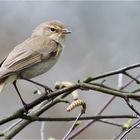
[0,37,59,79]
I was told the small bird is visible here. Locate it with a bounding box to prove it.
[0,20,71,108]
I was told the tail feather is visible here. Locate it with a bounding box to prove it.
[0,79,6,92]
[0,75,17,92]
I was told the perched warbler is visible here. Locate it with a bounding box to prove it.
[0,20,71,108]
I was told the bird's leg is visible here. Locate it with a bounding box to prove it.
[13,81,28,112]
[21,77,53,94]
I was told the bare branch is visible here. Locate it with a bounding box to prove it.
[62,111,84,140]
[124,98,140,116]
[123,71,140,84]
[67,73,140,139]
[1,63,140,139]
[83,63,140,83]
[0,98,64,139]
[20,115,137,122]
[117,119,140,140]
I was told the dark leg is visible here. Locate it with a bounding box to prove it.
[21,77,53,93]
[13,81,28,111]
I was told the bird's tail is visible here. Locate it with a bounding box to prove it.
[0,75,17,92]
[0,79,6,92]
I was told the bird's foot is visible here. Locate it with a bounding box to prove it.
[45,86,53,95]
[22,103,29,114]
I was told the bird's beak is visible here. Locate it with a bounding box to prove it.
[62,29,71,34]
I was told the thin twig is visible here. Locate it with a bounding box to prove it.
[67,96,116,139]
[113,130,126,140]
[67,74,140,139]
[1,82,140,126]
[79,83,140,101]
[0,89,75,139]
[132,88,140,93]
[84,63,140,83]
[99,120,124,128]
[0,98,64,139]
[0,87,78,125]
[124,98,140,116]
[62,111,84,140]
[123,71,140,84]
[1,64,140,139]
[118,119,140,140]
[20,115,137,122]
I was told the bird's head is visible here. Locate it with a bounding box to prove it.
[32,20,71,45]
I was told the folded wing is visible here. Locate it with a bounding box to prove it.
[0,37,59,79]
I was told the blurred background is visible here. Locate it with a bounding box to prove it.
[0,1,140,139]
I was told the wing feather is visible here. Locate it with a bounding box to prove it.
[0,57,6,67]
[0,37,60,79]
[8,52,41,71]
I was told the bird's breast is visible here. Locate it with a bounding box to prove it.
[20,43,63,79]
[21,56,59,79]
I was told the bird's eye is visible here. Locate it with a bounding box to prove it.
[50,28,56,32]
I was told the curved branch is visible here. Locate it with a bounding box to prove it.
[117,119,140,140]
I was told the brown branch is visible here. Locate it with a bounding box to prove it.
[83,63,140,83]
[79,83,140,101]
[116,119,140,140]
[1,82,140,126]
[0,86,79,125]
[20,115,137,122]
[1,63,140,139]
[123,71,140,84]
[67,74,140,139]
[0,98,63,139]
[124,98,140,116]
[132,88,140,93]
